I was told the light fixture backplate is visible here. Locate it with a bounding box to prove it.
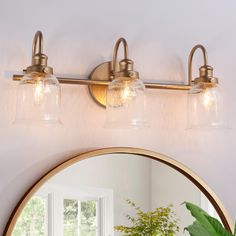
[88,61,113,107]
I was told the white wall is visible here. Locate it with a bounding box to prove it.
[49,154,151,227]
[0,0,236,234]
[151,160,200,235]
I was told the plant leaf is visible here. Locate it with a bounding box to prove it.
[184,202,233,236]
[204,215,232,236]
[185,221,213,236]
[115,201,179,235]
[184,202,215,231]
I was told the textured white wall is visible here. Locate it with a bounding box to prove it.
[0,0,236,234]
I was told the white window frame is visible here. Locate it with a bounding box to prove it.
[63,196,101,236]
[35,183,114,236]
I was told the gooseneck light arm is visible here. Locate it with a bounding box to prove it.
[32,31,43,59]
[26,31,53,74]
[188,44,208,85]
[112,38,129,74]
[13,32,192,90]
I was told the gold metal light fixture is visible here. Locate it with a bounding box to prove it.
[13,32,226,128]
[13,38,192,93]
[187,45,226,129]
[90,38,148,128]
[15,31,61,124]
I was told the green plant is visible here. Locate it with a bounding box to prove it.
[184,202,236,236]
[13,196,46,236]
[114,199,179,236]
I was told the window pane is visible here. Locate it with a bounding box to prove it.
[64,199,78,236]
[13,196,46,236]
[80,200,97,236]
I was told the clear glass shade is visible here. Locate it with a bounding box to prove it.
[105,77,148,128]
[187,83,227,129]
[15,73,61,124]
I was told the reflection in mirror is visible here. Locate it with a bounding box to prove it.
[12,154,220,236]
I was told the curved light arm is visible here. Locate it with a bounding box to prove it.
[188,44,208,85]
[112,37,129,74]
[32,31,43,60]
[14,35,194,91]
[27,31,52,74]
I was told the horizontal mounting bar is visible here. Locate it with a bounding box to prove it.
[13,74,191,91]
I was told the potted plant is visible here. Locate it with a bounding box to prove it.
[114,199,179,236]
[184,202,236,236]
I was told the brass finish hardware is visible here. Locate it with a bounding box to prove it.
[111,38,139,80]
[13,34,192,108]
[13,34,218,107]
[26,31,53,75]
[88,62,112,107]
[13,73,110,85]
[3,147,233,236]
[88,38,141,107]
[14,72,191,109]
[188,44,218,88]
[13,73,191,90]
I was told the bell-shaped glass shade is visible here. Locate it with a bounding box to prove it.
[105,77,148,128]
[15,72,61,124]
[187,83,227,129]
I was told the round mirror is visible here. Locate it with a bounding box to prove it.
[4,148,232,236]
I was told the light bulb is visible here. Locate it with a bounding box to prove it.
[34,79,44,105]
[15,73,61,124]
[122,86,131,102]
[105,77,147,128]
[120,83,136,107]
[202,88,216,110]
[187,84,226,129]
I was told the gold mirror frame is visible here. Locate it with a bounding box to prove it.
[3,147,233,235]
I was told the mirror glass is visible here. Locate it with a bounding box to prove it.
[12,153,220,236]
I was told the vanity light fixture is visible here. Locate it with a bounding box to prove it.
[13,31,225,128]
[15,31,61,124]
